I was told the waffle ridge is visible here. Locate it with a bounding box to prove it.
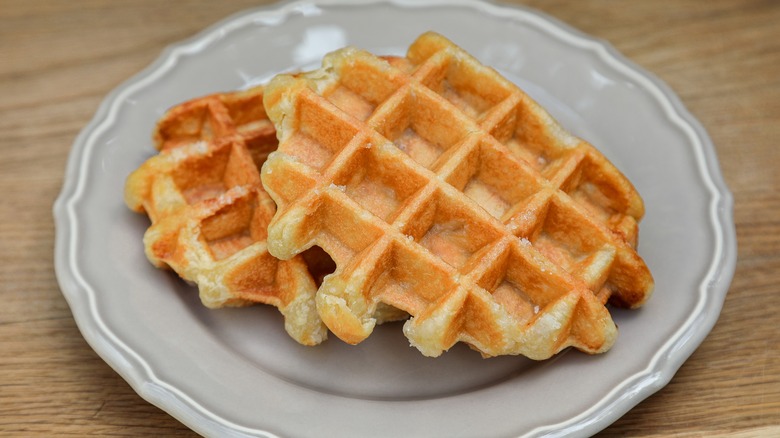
[124,86,328,345]
[261,32,654,358]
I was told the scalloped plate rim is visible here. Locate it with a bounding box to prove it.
[53,1,736,437]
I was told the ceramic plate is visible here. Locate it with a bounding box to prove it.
[54,1,736,436]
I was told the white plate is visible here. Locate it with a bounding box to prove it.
[54,1,736,436]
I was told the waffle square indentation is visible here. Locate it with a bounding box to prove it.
[371,86,473,170]
[330,138,429,223]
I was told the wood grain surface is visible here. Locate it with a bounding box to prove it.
[1,0,778,436]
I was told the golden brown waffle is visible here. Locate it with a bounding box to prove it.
[261,32,654,359]
[124,86,328,345]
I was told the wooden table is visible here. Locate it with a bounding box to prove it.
[2,1,778,436]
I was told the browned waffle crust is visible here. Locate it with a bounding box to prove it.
[124,86,328,345]
[261,32,653,358]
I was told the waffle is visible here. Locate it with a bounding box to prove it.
[261,32,654,359]
[124,86,329,345]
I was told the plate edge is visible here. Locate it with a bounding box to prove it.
[51,1,738,437]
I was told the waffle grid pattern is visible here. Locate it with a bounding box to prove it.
[124,86,328,345]
[262,33,653,358]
